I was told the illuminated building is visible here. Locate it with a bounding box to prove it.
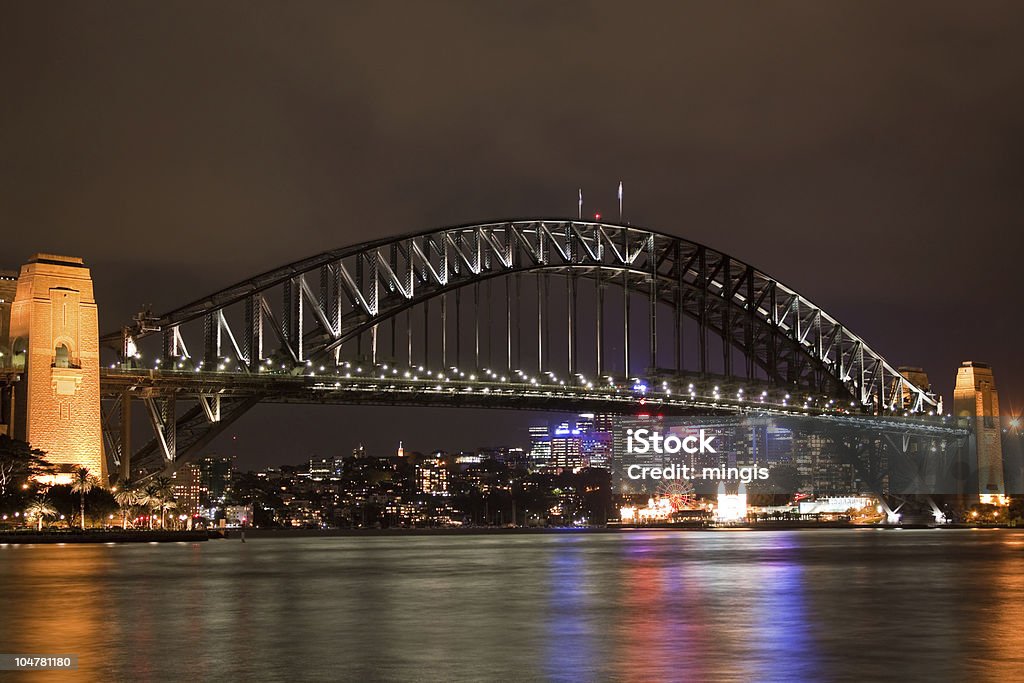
[715,481,747,522]
[198,455,235,506]
[224,505,253,527]
[578,413,613,469]
[308,456,341,480]
[797,496,872,515]
[528,424,551,470]
[9,255,105,483]
[954,361,1006,502]
[550,422,584,471]
[416,458,449,494]
[500,447,529,470]
[171,463,202,518]
[619,497,674,523]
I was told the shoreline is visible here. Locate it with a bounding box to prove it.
[0,530,209,544]
[219,523,1022,539]
[1,524,1019,544]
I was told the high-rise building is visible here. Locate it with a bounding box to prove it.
[577,413,613,469]
[198,455,235,506]
[550,422,584,471]
[954,361,1005,502]
[416,458,449,494]
[171,463,202,518]
[528,425,551,471]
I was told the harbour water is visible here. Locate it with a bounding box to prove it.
[1,529,1022,681]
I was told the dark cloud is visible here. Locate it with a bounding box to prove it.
[3,2,1023,465]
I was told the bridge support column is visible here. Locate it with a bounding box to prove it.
[120,390,131,482]
[9,254,106,484]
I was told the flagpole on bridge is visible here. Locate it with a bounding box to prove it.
[618,180,623,222]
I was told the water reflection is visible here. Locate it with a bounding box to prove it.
[0,530,1021,681]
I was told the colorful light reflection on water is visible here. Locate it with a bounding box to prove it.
[1,530,1022,681]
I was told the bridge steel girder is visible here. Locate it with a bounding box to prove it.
[100,220,941,478]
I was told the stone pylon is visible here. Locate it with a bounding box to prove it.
[953,361,1004,503]
[9,254,105,484]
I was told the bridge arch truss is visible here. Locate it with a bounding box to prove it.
[101,220,938,478]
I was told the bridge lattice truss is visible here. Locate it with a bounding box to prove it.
[99,220,938,479]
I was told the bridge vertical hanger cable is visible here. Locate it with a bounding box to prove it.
[649,234,657,372]
[515,272,522,370]
[536,271,543,373]
[596,265,604,377]
[474,281,480,369]
[505,275,512,371]
[567,225,576,376]
[674,240,683,373]
[623,229,630,377]
[543,274,551,372]
[486,278,492,368]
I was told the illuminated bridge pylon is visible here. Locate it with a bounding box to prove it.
[98,220,940,479]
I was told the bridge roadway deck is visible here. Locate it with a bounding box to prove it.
[99,368,966,437]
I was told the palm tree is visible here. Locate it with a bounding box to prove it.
[26,497,57,531]
[152,476,175,529]
[141,483,161,529]
[70,467,99,530]
[160,499,178,529]
[113,483,140,529]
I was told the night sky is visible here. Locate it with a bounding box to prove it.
[3,2,1023,468]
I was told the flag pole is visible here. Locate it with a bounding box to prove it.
[578,188,583,220]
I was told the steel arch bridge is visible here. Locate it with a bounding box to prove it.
[99,219,941,480]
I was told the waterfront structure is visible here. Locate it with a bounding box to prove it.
[954,361,1005,502]
[8,255,105,483]
[96,220,941,479]
[0,220,968,486]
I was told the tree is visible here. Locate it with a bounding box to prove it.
[113,482,141,529]
[0,435,52,497]
[159,499,177,529]
[70,467,99,530]
[141,484,161,529]
[26,497,57,531]
[152,476,175,529]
